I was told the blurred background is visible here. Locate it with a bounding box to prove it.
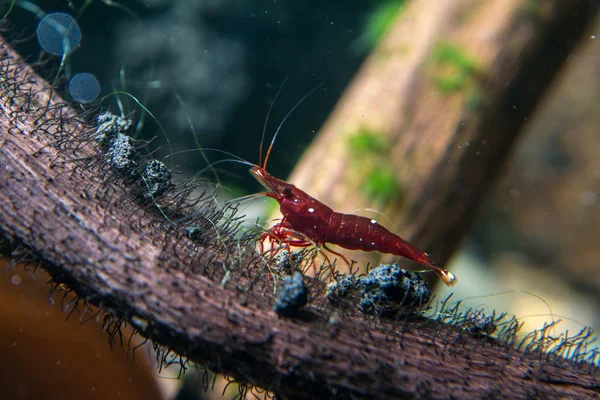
[0,0,598,399]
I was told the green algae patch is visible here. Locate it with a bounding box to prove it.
[364,168,404,205]
[358,0,408,49]
[347,128,403,205]
[430,41,479,95]
[348,129,389,154]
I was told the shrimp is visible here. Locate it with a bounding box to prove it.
[251,166,456,286]
[251,81,456,286]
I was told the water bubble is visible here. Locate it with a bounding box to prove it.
[36,13,81,55]
[11,274,22,285]
[69,73,100,103]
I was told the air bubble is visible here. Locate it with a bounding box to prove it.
[36,13,81,55]
[11,274,22,285]
[69,73,100,103]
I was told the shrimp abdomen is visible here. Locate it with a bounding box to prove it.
[326,213,414,255]
[326,213,456,285]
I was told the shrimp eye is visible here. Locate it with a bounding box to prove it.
[282,186,293,197]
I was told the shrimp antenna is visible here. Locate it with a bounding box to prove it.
[259,74,289,168]
[263,81,325,169]
[195,158,255,177]
[164,147,251,164]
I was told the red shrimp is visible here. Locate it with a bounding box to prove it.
[251,82,456,286]
[251,165,456,286]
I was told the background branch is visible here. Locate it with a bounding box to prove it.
[287,0,599,275]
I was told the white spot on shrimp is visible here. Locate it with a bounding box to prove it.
[370,219,377,224]
[308,207,315,213]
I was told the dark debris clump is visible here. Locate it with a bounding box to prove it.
[106,133,136,171]
[271,250,304,275]
[327,274,360,299]
[94,111,133,145]
[142,160,172,198]
[327,263,431,317]
[274,272,308,316]
[94,112,174,201]
[462,309,497,337]
[184,224,202,240]
[361,264,431,316]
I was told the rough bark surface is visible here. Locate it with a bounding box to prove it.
[0,20,599,400]
[286,0,599,273]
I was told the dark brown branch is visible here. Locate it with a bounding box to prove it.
[0,27,599,400]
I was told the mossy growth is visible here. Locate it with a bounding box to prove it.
[364,168,403,204]
[430,41,479,95]
[432,42,477,73]
[358,0,408,49]
[347,128,403,205]
[348,129,388,154]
